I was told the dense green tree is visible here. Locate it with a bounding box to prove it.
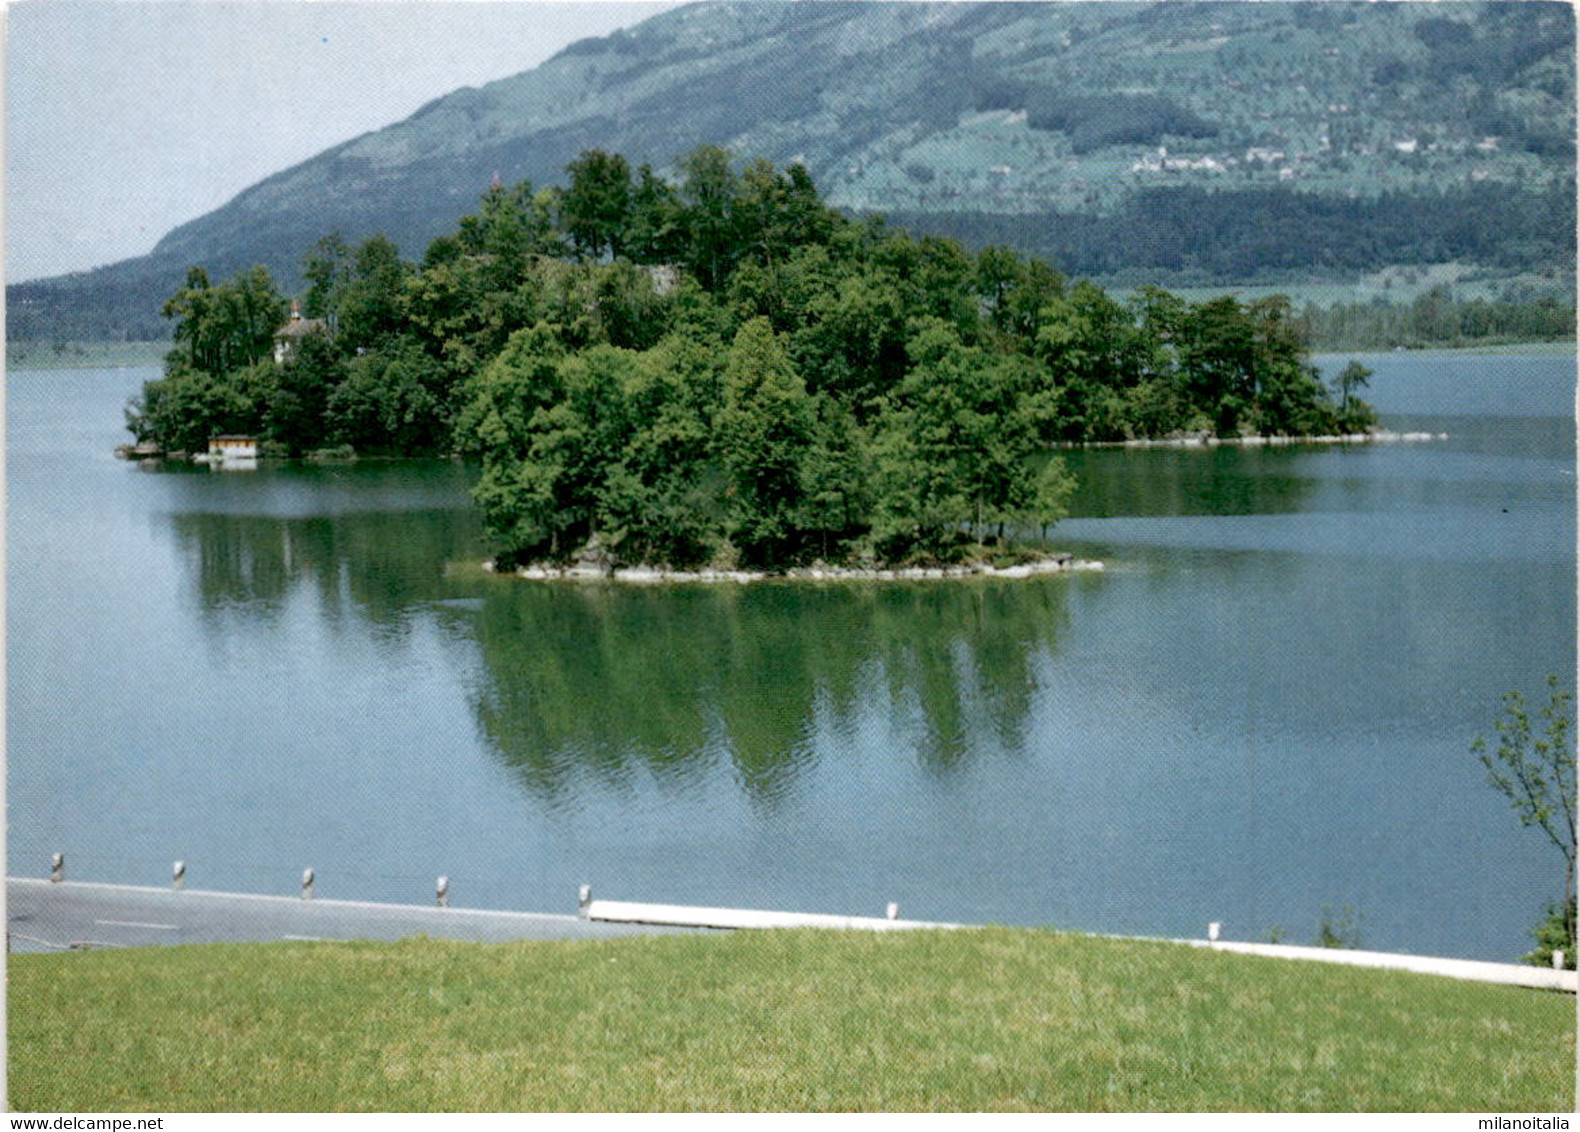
[301,234,352,322]
[561,150,632,261]
[161,265,287,377]
[326,344,450,455]
[1000,258,1068,345]
[716,317,815,563]
[529,259,671,351]
[597,337,722,566]
[1243,296,1334,436]
[912,236,981,336]
[1020,456,1078,541]
[591,261,673,351]
[795,395,872,561]
[414,187,560,369]
[458,179,562,292]
[624,163,687,265]
[402,257,490,376]
[549,344,642,546]
[790,269,908,412]
[734,158,831,271]
[877,320,1055,550]
[335,235,411,351]
[868,413,969,560]
[678,145,740,291]
[267,331,344,455]
[1179,296,1259,435]
[1034,282,1147,440]
[782,164,835,249]
[975,245,1025,332]
[464,325,574,556]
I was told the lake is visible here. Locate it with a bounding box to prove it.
[8,349,1574,961]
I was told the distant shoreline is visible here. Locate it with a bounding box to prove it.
[1310,340,1576,360]
[5,340,167,370]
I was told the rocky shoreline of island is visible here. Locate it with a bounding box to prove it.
[1056,428,1447,450]
[483,552,1104,584]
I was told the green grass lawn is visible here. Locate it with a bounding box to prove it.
[9,928,1574,1112]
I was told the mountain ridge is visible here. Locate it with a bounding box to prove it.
[11,0,1574,340]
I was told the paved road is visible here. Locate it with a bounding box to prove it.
[12,879,1573,992]
[7,878,700,952]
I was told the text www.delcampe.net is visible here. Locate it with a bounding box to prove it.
[11,1120,164,1131]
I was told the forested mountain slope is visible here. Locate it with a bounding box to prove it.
[11,0,1573,340]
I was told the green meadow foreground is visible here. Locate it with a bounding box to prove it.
[9,928,1573,1111]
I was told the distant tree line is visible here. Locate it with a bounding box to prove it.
[1297,286,1575,351]
[971,80,1218,155]
[887,182,1576,281]
[129,147,1379,570]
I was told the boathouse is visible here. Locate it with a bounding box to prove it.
[208,435,259,460]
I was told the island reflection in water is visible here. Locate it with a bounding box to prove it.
[169,504,1072,807]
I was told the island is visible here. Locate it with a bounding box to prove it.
[125,146,1378,574]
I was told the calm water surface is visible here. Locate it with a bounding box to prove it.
[8,350,1575,960]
